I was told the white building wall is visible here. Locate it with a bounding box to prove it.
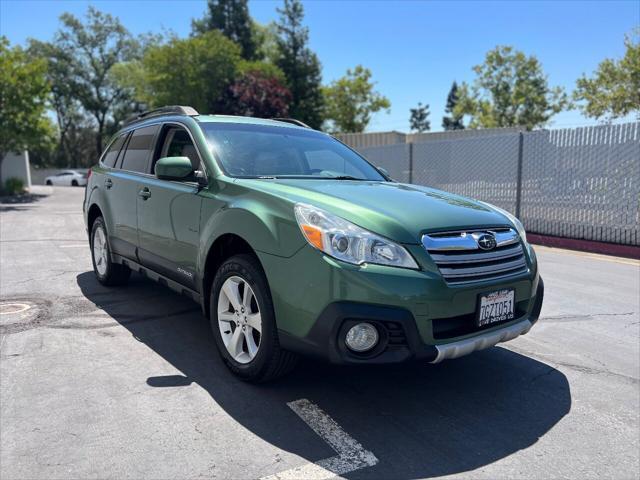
[1,151,31,189]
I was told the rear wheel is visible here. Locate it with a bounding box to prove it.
[71,180,78,186]
[91,216,130,286]
[210,254,297,382]
[46,180,52,186]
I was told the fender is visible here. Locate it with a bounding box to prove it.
[197,191,305,279]
[85,169,116,238]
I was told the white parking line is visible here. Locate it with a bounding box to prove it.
[260,399,378,480]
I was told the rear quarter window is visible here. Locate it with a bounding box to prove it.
[102,134,127,168]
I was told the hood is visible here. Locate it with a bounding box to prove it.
[237,179,513,244]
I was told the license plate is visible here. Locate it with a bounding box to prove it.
[477,289,515,327]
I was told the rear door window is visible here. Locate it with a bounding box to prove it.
[120,125,160,174]
[102,134,127,168]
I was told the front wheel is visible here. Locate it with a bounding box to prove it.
[210,254,297,382]
[71,180,78,187]
[46,180,52,186]
[90,216,131,286]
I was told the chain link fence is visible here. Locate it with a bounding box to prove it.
[355,122,639,246]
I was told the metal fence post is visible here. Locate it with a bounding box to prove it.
[408,142,414,184]
[515,131,524,218]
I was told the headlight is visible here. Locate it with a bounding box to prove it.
[294,203,419,269]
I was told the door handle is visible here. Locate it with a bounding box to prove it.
[138,187,151,200]
[104,178,113,189]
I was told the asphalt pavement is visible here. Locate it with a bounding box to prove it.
[1,186,638,479]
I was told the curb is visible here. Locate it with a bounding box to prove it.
[528,233,640,260]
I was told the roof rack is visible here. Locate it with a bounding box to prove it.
[124,106,199,126]
[271,118,310,128]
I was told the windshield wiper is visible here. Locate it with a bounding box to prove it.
[326,175,367,181]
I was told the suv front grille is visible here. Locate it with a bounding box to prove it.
[422,228,528,285]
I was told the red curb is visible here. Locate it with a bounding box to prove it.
[528,233,640,260]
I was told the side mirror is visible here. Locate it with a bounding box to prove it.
[155,156,194,180]
[377,166,390,177]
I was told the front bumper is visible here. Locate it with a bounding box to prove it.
[278,277,544,365]
[262,241,542,365]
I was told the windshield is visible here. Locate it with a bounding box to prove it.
[201,123,386,181]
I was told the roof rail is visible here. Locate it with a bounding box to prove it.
[271,118,310,128]
[124,106,199,126]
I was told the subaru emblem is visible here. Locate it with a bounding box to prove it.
[477,233,497,250]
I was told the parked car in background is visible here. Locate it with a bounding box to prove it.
[84,106,544,382]
[45,170,87,187]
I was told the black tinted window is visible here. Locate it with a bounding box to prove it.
[102,134,126,168]
[201,123,385,180]
[120,125,160,173]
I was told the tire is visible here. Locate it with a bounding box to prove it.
[71,180,78,187]
[90,216,131,286]
[210,254,297,382]
[46,180,52,186]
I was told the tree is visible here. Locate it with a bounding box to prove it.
[222,69,291,118]
[409,103,430,132]
[323,65,390,133]
[0,37,52,185]
[52,7,141,154]
[442,81,464,130]
[28,39,94,167]
[192,0,257,60]
[455,46,568,130]
[253,21,280,64]
[125,31,242,114]
[574,31,639,121]
[275,0,324,129]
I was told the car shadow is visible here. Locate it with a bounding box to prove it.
[76,271,571,479]
[0,192,48,212]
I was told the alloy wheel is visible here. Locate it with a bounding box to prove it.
[217,276,262,364]
[93,225,109,276]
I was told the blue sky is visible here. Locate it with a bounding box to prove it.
[1,0,638,132]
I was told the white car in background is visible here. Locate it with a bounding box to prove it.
[44,170,88,187]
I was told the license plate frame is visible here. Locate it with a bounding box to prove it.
[476,289,515,327]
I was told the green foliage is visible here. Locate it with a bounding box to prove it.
[455,46,569,130]
[3,177,25,196]
[131,31,242,113]
[192,0,257,60]
[574,31,639,120]
[275,0,324,129]
[28,39,94,167]
[442,81,464,130]
[0,37,51,161]
[409,103,430,133]
[323,65,390,133]
[253,21,280,64]
[238,59,285,83]
[45,7,141,154]
[25,121,58,168]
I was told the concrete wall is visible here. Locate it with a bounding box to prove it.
[1,151,31,189]
[335,128,522,149]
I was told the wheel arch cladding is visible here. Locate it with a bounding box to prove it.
[87,203,103,234]
[201,233,265,318]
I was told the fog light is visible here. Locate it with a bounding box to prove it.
[345,323,379,352]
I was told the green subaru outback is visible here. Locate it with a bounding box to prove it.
[83,106,544,382]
